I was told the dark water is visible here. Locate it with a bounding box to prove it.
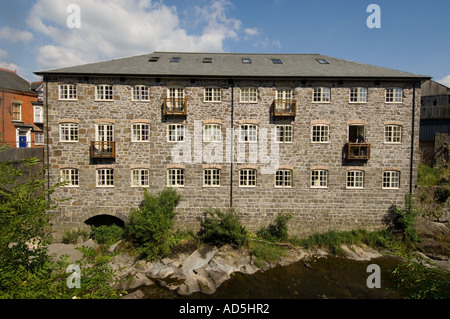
[140,255,404,299]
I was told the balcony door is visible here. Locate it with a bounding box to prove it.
[95,124,114,155]
[348,125,365,143]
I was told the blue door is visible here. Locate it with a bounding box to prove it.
[19,136,27,148]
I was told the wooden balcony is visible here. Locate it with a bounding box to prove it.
[90,141,115,159]
[164,98,187,115]
[347,143,370,160]
[274,100,297,116]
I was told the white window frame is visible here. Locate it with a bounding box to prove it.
[132,123,150,142]
[131,169,149,187]
[61,168,79,187]
[384,125,402,144]
[346,171,364,189]
[275,170,292,188]
[96,168,114,187]
[240,87,258,103]
[60,123,79,142]
[167,168,185,187]
[167,124,185,142]
[311,125,330,143]
[239,169,257,187]
[59,84,77,100]
[349,87,367,103]
[34,105,44,123]
[311,170,328,188]
[382,171,400,189]
[12,103,21,121]
[203,124,221,142]
[34,132,44,145]
[239,124,258,143]
[132,85,150,101]
[95,123,114,142]
[95,85,113,100]
[204,87,221,102]
[275,125,293,143]
[313,87,330,103]
[385,88,402,103]
[203,168,221,187]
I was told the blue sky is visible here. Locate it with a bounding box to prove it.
[0,0,449,86]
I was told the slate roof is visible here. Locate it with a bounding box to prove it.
[0,68,34,93]
[35,52,430,80]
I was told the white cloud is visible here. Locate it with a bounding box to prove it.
[437,75,450,88]
[0,49,8,59]
[244,28,259,36]
[0,26,33,43]
[0,61,19,72]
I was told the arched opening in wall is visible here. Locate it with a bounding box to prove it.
[84,214,125,228]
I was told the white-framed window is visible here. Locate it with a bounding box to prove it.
[96,85,113,100]
[313,87,330,102]
[346,171,364,189]
[34,105,44,123]
[311,170,328,188]
[59,84,77,100]
[275,125,293,143]
[203,168,221,187]
[239,169,256,187]
[60,123,79,142]
[384,125,402,144]
[239,124,258,143]
[61,168,79,187]
[383,171,400,189]
[385,88,402,103]
[132,85,150,101]
[240,87,258,103]
[34,132,44,145]
[132,123,150,142]
[12,103,21,121]
[168,87,185,99]
[203,124,221,142]
[168,124,185,142]
[204,87,221,102]
[311,125,329,143]
[275,170,292,188]
[349,87,367,103]
[96,123,114,142]
[96,168,114,187]
[167,168,185,187]
[131,169,149,187]
[276,88,293,101]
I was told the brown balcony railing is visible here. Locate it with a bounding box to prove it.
[164,98,187,115]
[90,141,115,159]
[274,100,297,116]
[347,143,370,160]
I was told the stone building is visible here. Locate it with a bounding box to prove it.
[35,52,430,239]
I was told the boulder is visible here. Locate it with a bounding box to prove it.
[181,244,218,276]
[122,289,145,299]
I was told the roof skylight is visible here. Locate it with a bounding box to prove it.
[316,59,329,64]
[242,58,252,64]
[203,58,212,63]
[170,57,181,62]
[272,59,282,64]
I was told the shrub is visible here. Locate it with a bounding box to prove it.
[90,224,124,245]
[434,187,450,204]
[257,213,292,241]
[251,242,286,268]
[391,194,420,244]
[199,208,248,248]
[418,163,442,186]
[62,228,90,244]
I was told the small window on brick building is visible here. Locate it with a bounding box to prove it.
[60,123,79,142]
[203,168,221,187]
[311,170,328,188]
[276,125,293,143]
[168,124,185,142]
[384,125,402,144]
[385,88,402,103]
[59,84,77,100]
[61,168,79,187]
[96,169,114,187]
[132,123,150,142]
[203,124,221,142]
[95,85,113,100]
[167,168,185,187]
[383,171,400,189]
[311,125,329,143]
[313,87,330,102]
[239,169,256,187]
[346,171,364,189]
[239,124,258,143]
[131,169,149,187]
[275,170,292,188]
[132,85,149,101]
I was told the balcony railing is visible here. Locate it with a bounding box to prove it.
[347,143,370,160]
[164,98,187,115]
[90,141,116,159]
[274,100,297,116]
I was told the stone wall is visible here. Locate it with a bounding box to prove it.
[44,77,420,240]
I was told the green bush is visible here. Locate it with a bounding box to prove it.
[62,228,90,244]
[257,213,292,241]
[434,187,450,204]
[251,242,286,268]
[90,224,124,245]
[418,163,442,186]
[391,194,420,244]
[199,208,248,248]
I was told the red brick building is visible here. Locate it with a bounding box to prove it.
[0,68,42,148]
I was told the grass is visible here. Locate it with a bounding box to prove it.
[418,163,450,186]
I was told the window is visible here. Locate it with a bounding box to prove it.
[242,58,252,64]
[312,125,329,143]
[34,105,44,123]
[166,87,186,114]
[203,58,212,63]
[204,87,221,102]
[350,88,367,103]
[203,124,221,142]
[132,123,150,142]
[59,84,77,100]
[96,123,114,142]
[383,171,400,189]
[96,169,114,187]
[275,170,292,188]
[385,88,402,103]
[168,124,185,142]
[316,59,329,64]
[272,59,282,64]
[385,125,402,143]
[132,85,149,101]
[167,168,184,187]
[313,87,330,102]
[346,171,364,189]
[276,88,293,101]
[170,57,181,62]
[34,132,44,145]
[12,103,21,121]
[60,123,79,142]
[240,87,258,103]
[61,168,79,187]
[131,169,149,187]
[239,169,256,187]
[311,170,328,188]
[96,85,113,100]
[240,124,258,143]
[275,125,293,143]
[204,168,220,187]
[148,57,160,62]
